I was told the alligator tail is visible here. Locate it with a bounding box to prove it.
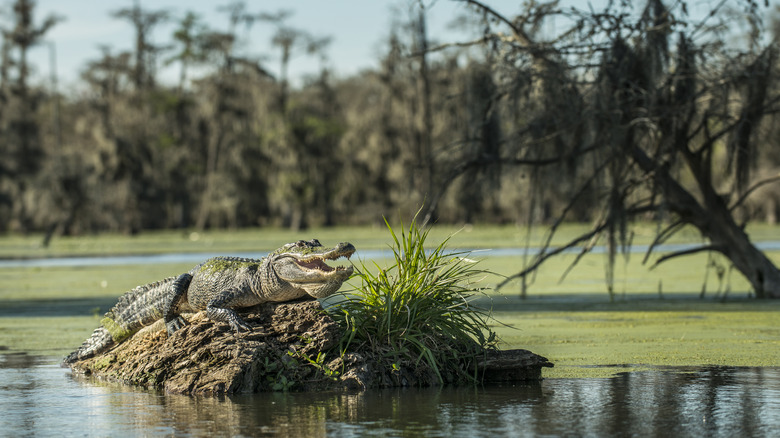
[62,326,114,365]
[62,276,178,365]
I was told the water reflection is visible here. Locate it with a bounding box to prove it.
[1,355,778,437]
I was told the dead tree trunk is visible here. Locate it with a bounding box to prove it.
[632,145,780,298]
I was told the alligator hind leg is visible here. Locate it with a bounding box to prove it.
[206,287,253,332]
[164,273,192,336]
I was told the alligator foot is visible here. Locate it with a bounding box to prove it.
[165,316,188,336]
[206,307,253,333]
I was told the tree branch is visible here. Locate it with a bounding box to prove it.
[729,173,780,211]
[534,153,616,255]
[496,205,655,291]
[413,36,492,56]
[496,221,610,290]
[422,143,601,226]
[650,244,728,269]
[456,0,557,67]
[642,219,686,265]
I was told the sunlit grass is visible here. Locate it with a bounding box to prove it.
[330,218,497,384]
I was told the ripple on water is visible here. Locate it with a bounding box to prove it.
[1,354,779,437]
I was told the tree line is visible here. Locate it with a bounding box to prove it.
[1,0,779,295]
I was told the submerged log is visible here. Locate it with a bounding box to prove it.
[69,299,553,395]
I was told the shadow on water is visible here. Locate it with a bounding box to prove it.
[1,353,778,437]
[0,297,118,317]
[476,294,780,313]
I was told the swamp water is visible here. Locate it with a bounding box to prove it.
[3,248,780,436]
[2,353,779,437]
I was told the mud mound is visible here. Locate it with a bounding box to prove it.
[69,299,552,395]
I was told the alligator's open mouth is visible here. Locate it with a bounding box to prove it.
[296,258,351,272]
[274,241,356,284]
[294,242,356,274]
[274,241,355,297]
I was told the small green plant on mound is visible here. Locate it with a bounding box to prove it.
[331,216,498,384]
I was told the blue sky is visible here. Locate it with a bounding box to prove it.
[24,0,732,91]
[27,0,507,90]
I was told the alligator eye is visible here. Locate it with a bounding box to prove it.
[295,240,306,247]
[309,239,322,247]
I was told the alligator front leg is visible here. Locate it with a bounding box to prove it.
[205,287,254,332]
[163,273,192,336]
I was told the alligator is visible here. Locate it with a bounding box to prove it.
[63,239,355,365]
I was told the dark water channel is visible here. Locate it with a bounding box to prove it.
[4,240,780,268]
[2,354,778,437]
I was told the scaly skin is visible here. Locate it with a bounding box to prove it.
[63,239,355,365]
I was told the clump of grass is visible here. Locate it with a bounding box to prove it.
[331,216,498,384]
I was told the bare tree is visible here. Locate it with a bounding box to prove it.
[412,4,435,215]
[437,0,780,298]
[111,0,169,91]
[167,11,208,93]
